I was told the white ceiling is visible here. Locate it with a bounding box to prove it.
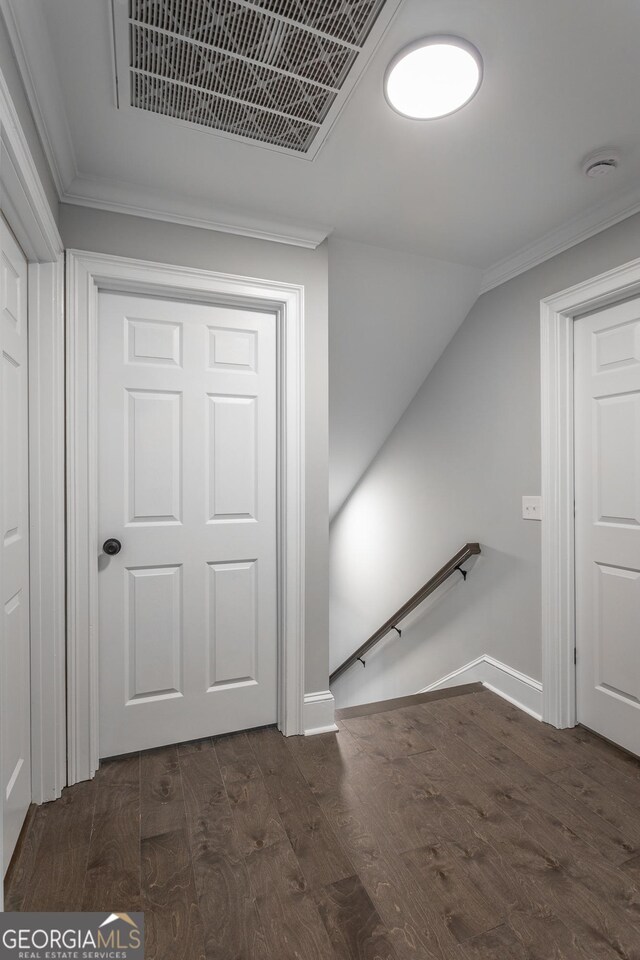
[29,0,640,271]
[9,0,640,514]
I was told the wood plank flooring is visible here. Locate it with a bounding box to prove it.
[6,687,640,960]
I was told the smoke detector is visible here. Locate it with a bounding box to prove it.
[582,151,620,179]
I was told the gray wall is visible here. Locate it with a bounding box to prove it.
[330,210,640,708]
[328,237,481,518]
[0,10,58,218]
[60,203,329,696]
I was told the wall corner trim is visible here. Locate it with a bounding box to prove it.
[420,655,543,721]
[540,255,640,730]
[0,42,66,899]
[480,182,640,295]
[303,690,338,736]
[61,177,332,249]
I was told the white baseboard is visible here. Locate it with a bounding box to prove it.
[420,655,543,721]
[303,690,338,736]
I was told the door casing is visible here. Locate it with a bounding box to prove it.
[0,58,65,903]
[66,250,306,784]
[541,256,640,729]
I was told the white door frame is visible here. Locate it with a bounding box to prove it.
[66,250,306,784]
[0,55,65,903]
[0,64,65,807]
[541,256,640,728]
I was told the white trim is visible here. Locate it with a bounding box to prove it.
[421,655,543,721]
[62,176,331,250]
[303,690,338,736]
[6,0,640,275]
[28,259,66,803]
[540,256,640,728]
[481,182,640,294]
[0,64,61,262]
[61,157,640,282]
[62,151,640,277]
[0,0,328,248]
[0,47,65,901]
[66,250,306,782]
[0,0,77,195]
[6,0,640,281]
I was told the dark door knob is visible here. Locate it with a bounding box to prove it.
[103,538,122,556]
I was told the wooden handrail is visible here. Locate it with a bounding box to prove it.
[329,542,481,685]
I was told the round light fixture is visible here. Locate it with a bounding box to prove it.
[384,36,483,120]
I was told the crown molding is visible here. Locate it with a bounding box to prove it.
[480,183,640,294]
[5,0,640,269]
[62,175,331,248]
[57,171,640,276]
[0,50,62,259]
[0,0,77,194]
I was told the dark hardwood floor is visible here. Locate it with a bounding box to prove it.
[6,686,640,960]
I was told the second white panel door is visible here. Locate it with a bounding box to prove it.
[98,292,277,757]
[575,296,640,755]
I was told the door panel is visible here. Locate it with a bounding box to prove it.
[126,315,182,366]
[575,298,640,754]
[126,564,183,703]
[594,563,640,702]
[207,559,258,689]
[595,393,640,525]
[98,292,277,756]
[126,389,182,524]
[0,216,31,874]
[207,394,257,520]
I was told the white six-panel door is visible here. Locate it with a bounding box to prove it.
[98,292,277,757]
[575,297,640,755]
[0,216,31,873]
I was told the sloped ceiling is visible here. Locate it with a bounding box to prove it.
[329,238,481,517]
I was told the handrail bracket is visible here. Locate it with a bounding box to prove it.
[330,543,481,686]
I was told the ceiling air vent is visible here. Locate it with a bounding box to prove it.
[111,0,402,158]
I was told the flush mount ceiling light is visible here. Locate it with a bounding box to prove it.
[384,36,483,119]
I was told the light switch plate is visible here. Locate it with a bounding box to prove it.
[522,496,543,521]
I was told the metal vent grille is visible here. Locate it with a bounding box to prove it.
[126,0,389,152]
